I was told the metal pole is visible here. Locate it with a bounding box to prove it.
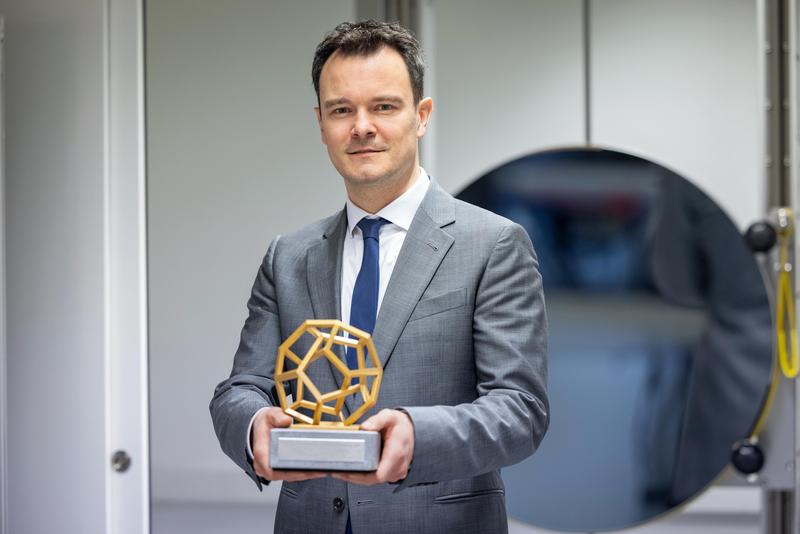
[765,0,792,206]
[763,490,794,533]
[763,0,799,531]
[785,0,800,529]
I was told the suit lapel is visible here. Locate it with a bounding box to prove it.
[306,209,351,414]
[372,208,454,368]
[306,210,346,321]
[375,182,457,369]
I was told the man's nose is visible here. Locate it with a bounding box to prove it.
[351,110,376,138]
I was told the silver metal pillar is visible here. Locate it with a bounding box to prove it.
[763,490,794,533]
[761,0,798,532]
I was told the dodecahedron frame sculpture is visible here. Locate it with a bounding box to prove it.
[274,320,382,428]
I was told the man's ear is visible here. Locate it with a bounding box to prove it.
[416,97,433,138]
[314,106,327,144]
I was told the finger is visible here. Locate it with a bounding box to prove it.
[253,410,290,470]
[271,470,328,482]
[331,472,379,485]
[266,408,293,428]
[374,452,401,483]
[360,409,393,432]
[276,471,327,482]
[253,457,269,479]
[259,460,326,481]
[251,436,271,471]
[331,450,401,484]
[374,435,410,483]
[256,455,329,482]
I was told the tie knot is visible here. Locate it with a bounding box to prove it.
[357,217,388,241]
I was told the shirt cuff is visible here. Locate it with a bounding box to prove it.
[246,406,272,460]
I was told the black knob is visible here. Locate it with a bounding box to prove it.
[111,450,131,473]
[745,221,777,253]
[731,439,764,475]
[333,496,345,513]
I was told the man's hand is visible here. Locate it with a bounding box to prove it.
[332,409,415,485]
[251,407,328,482]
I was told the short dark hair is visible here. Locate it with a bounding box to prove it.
[312,20,425,104]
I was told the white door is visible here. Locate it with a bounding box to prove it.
[2,0,148,532]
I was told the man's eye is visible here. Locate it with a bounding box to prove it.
[332,107,350,114]
[377,104,394,111]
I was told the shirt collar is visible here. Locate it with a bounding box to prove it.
[346,167,431,236]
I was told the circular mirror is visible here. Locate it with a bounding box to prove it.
[456,148,773,532]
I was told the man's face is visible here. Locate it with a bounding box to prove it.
[316,46,432,195]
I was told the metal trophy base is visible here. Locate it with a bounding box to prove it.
[269,428,381,471]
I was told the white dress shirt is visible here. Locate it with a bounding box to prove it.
[246,168,430,459]
[341,167,430,327]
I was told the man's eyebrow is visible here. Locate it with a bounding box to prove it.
[323,96,405,109]
[323,98,350,109]
[373,96,404,104]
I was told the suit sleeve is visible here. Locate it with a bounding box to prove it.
[209,236,282,491]
[398,223,549,488]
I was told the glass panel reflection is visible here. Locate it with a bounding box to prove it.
[457,149,773,532]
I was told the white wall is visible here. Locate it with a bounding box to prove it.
[146,0,355,502]
[2,0,108,531]
[423,0,586,193]
[590,0,763,229]
[425,0,762,229]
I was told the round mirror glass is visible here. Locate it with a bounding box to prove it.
[456,148,773,532]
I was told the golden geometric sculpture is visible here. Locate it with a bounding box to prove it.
[274,319,382,429]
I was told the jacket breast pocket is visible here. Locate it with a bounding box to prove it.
[408,288,467,322]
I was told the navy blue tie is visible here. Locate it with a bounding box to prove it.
[345,217,387,534]
[347,217,388,368]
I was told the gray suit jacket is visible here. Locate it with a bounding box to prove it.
[210,182,549,533]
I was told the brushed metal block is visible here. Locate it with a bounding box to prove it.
[269,428,381,471]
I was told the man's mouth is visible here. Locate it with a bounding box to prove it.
[347,148,385,155]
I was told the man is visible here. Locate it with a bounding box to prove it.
[210,20,548,534]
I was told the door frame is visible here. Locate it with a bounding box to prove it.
[0,14,7,534]
[104,0,150,532]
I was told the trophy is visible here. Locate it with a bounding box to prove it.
[269,320,382,471]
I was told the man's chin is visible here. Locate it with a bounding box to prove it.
[343,169,389,187]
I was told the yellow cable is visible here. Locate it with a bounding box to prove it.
[750,349,781,438]
[751,214,798,438]
[776,220,799,379]
[751,252,791,437]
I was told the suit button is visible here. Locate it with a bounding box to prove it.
[333,497,345,513]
